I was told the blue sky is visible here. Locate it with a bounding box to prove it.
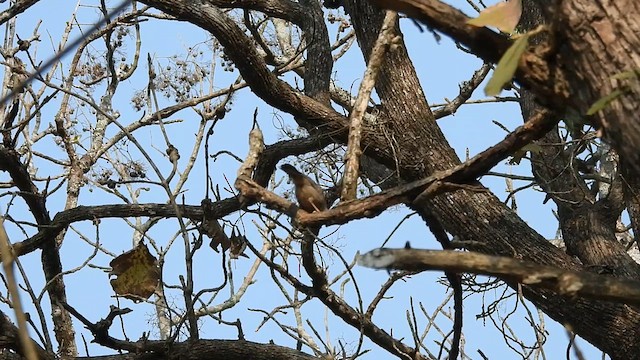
[0,0,606,358]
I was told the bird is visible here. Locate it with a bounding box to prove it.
[280,164,327,213]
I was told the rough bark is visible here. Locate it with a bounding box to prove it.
[547,0,640,182]
[3,0,640,358]
[132,0,640,357]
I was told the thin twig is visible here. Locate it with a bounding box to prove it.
[0,0,130,105]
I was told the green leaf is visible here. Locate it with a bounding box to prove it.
[520,143,543,153]
[586,89,624,115]
[611,69,640,81]
[485,34,530,96]
[509,143,542,165]
[467,0,523,34]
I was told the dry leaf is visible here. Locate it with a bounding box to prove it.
[467,0,522,34]
[229,229,248,259]
[109,243,160,302]
[204,218,232,253]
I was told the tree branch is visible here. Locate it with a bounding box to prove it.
[359,248,640,306]
[371,0,570,110]
[237,108,556,227]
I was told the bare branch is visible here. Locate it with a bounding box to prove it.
[359,248,640,306]
[341,11,398,201]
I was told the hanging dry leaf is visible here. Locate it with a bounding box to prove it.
[467,0,522,34]
[229,229,248,259]
[204,218,232,253]
[201,199,247,259]
[166,144,180,163]
[109,243,160,302]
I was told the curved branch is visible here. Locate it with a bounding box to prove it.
[0,147,49,225]
[206,0,306,24]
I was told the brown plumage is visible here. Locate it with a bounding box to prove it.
[280,164,327,213]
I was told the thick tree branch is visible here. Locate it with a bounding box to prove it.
[359,248,640,306]
[0,0,41,27]
[374,0,640,204]
[134,0,640,356]
[60,291,316,360]
[0,148,49,225]
[206,0,305,24]
[0,147,74,356]
[0,308,51,359]
[371,0,570,110]
[237,108,556,227]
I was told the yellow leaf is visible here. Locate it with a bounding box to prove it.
[109,243,160,302]
[467,0,523,34]
[485,33,530,96]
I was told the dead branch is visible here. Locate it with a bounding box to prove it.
[359,248,640,306]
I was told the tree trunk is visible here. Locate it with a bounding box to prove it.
[547,0,640,182]
[135,0,640,357]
